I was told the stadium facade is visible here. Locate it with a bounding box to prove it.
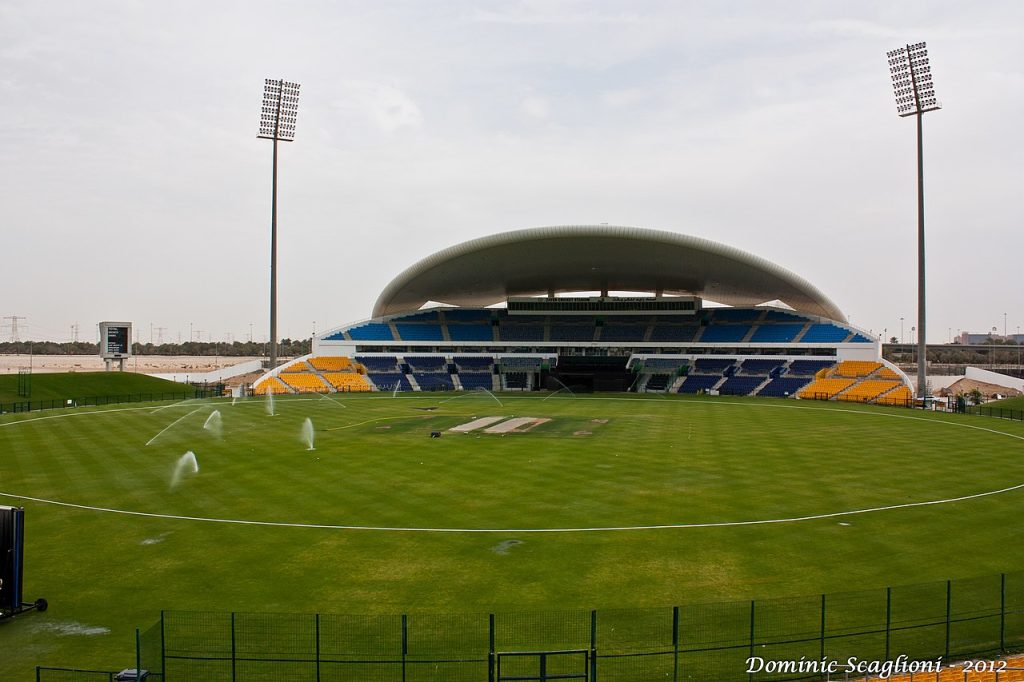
[254,226,913,404]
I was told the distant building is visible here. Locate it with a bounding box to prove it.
[957,332,1024,345]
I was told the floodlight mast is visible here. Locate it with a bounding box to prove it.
[887,43,939,400]
[258,78,301,370]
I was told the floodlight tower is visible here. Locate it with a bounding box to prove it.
[887,42,939,400]
[258,78,301,370]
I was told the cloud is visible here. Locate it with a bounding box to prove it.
[519,95,550,120]
[341,81,423,133]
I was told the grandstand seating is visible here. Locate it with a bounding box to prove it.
[356,356,400,372]
[837,380,899,403]
[876,367,901,380]
[876,385,913,406]
[348,323,394,341]
[550,325,595,342]
[648,325,699,342]
[599,325,646,341]
[797,378,855,399]
[762,310,808,322]
[833,361,882,378]
[414,373,454,391]
[309,356,351,372]
[498,325,545,342]
[405,356,447,372]
[500,357,550,371]
[849,333,872,343]
[739,359,786,375]
[693,358,736,374]
[323,373,371,392]
[800,324,849,343]
[368,373,411,392]
[677,375,721,394]
[279,373,330,393]
[454,356,494,372]
[394,323,444,342]
[254,377,292,395]
[459,374,495,390]
[788,360,836,375]
[758,376,812,397]
[699,324,751,343]
[447,324,493,341]
[718,375,764,396]
[639,358,687,372]
[750,324,803,343]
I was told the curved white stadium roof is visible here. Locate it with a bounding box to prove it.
[373,225,845,321]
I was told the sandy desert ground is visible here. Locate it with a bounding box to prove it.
[0,354,268,375]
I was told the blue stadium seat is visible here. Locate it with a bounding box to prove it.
[550,325,595,341]
[394,323,444,341]
[749,324,803,343]
[414,374,454,390]
[600,325,646,341]
[448,324,493,341]
[459,374,494,390]
[498,325,545,341]
[757,376,812,397]
[348,323,394,341]
[699,325,751,343]
[800,324,849,343]
[649,326,699,342]
[677,375,721,394]
[718,376,764,396]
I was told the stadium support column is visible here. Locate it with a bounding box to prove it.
[886,42,939,399]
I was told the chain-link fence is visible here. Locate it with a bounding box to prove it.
[36,570,1024,681]
[0,389,221,415]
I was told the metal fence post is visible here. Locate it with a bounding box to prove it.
[231,612,237,682]
[945,580,951,659]
[1000,573,1006,653]
[315,613,321,682]
[401,614,408,682]
[672,606,680,682]
[160,610,166,679]
[820,594,827,661]
[136,627,142,680]
[885,587,892,661]
[590,609,598,682]
[748,601,756,682]
[489,613,496,682]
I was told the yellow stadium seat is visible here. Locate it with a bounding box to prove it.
[876,385,913,406]
[323,372,371,392]
[797,378,855,399]
[279,372,330,393]
[309,356,352,372]
[833,361,883,378]
[253,377,292,395]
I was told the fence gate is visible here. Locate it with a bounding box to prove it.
[495,649,590,681]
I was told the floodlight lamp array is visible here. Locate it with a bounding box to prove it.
[258,79,301,140]
[887,43,939,117]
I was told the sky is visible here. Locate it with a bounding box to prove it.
[1,0,1021,345]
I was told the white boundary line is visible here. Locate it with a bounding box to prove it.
[145,408,203,446]
[1,394,1023,533]
[1,481,1023,533]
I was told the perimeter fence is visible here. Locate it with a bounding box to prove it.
[0,388,222,415]
[37,570,1024,682]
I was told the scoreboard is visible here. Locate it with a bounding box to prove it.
[99,321,132,359]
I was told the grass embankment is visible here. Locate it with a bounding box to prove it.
[0,372,196,406]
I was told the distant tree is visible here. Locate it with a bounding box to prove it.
[969,388,984,406]
[889,336,898,344]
